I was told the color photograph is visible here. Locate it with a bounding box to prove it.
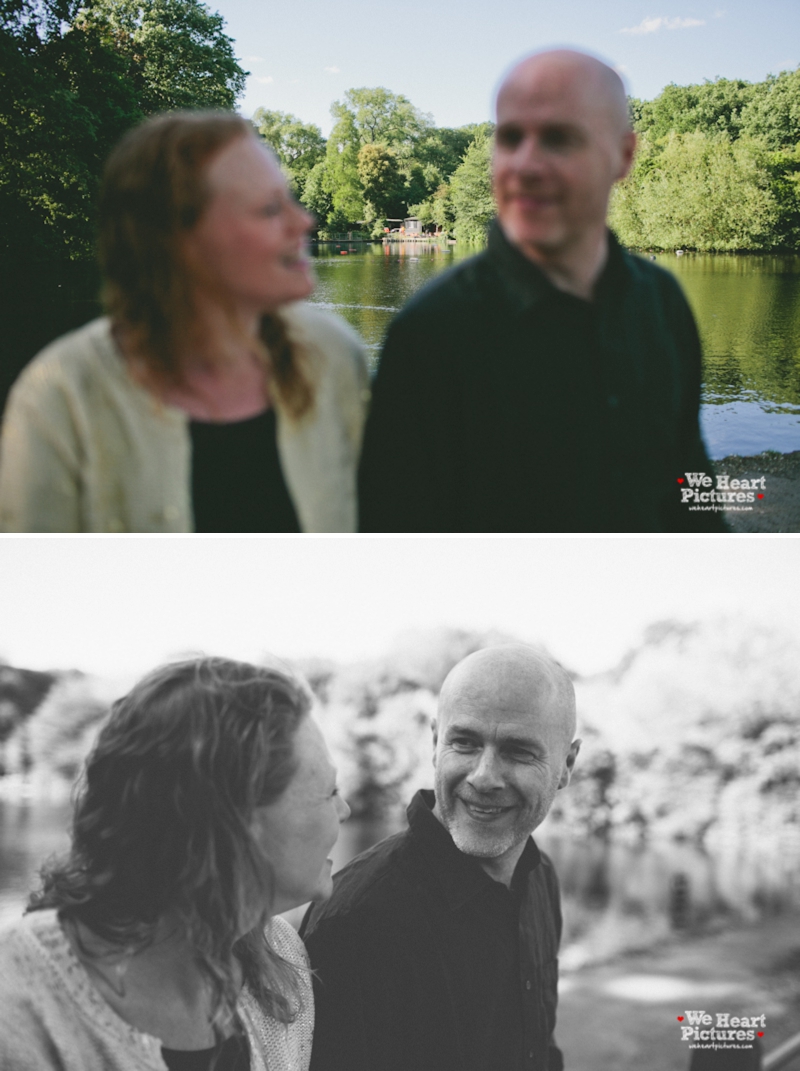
[2,1,799,532]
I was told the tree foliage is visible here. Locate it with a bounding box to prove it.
[76,0,246,112]
[610,132,780,252]
[357,143,405,226]
[1,0,246,266]
[317,87,480,231]
[616,69,800,251]
[4,619,798,851]
[449,130,495,244]
[252,108,326,198]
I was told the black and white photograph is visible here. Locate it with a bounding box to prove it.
[0,535,797,1070]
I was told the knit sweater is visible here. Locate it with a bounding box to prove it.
[0,303,369,532]
[0,911,313,1071]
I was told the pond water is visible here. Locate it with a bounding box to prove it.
[309,241,800,460]
[3,244,799,460]
[2,799,797,964]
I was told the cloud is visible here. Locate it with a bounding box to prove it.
[252,75,274,84]
[324,66,341,74]
[245,55,265,63]
[620,15,706,34]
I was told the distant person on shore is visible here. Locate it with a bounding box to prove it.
[358,48,726,533]
[0,656,350,1071]
[0,112,368,532]
[301,644,580,1071]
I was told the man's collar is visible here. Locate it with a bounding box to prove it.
[486,218,628,310]
[407,789,541,910]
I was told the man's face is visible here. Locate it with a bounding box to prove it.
[432,678,578,867]
[492,61,635,262]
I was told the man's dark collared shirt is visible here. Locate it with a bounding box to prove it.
[300,790,564,1071]
[358,221,725,532]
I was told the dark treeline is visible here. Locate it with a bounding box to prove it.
[0,0,245,267]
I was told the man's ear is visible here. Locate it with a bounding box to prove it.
[616,130,637,182]
[557,738,582,790]
[431,717,438,764]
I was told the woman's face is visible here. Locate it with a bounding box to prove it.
[250,715,350,914]
[184,135,315,316]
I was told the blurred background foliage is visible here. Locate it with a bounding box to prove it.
[2,616,798,852]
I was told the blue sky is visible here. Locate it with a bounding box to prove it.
[213,0,800,135]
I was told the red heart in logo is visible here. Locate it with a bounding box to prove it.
[757,494,764,499]
[677,1016,684,1022]
[758,1032,764,1037]
[677,478,684,484]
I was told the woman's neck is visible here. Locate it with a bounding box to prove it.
[67,916,239,1049]
[119,302,274,421]
[170,302,271,421]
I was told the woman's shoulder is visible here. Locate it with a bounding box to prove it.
[280,302,368,382]
[0,911,65,1011]
[267,915,309,968]
[8,318,121,401]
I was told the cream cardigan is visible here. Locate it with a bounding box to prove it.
[0,910,313,1071]
[0,304,369,532]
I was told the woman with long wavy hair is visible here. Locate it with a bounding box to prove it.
[0,657,350,1070]
[0,113,368,532]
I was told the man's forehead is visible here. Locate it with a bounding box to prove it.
[497,74,596,127]
[496,53,624,131]
[441,707,543,742]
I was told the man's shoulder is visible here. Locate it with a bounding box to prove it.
[303,827,421,933]
[390,249,497,329]
[535,848,562,894]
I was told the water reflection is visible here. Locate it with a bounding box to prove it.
[3,799,793,967]
[310,241,463,368]
[661,253,800,457]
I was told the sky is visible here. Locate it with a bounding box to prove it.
[1,536,797,680]
[213,0,800,135]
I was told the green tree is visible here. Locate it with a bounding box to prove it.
[449,130,494,244]
[635,78,757,141]
[357,143,405,230]
[610,131,779,251]
[300,159,333,230]
[76,0,247,112]
[740,67,800,150]
[322,86,435,227]
[416,123,493,179]
[252,108,326,198]
[0,0,143,261]
[325,101,364,226]
[1,0,246,267]
[339,86,433,151]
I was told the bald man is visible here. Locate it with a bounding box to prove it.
[358,49,725,533]
[301,645,580,1071]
